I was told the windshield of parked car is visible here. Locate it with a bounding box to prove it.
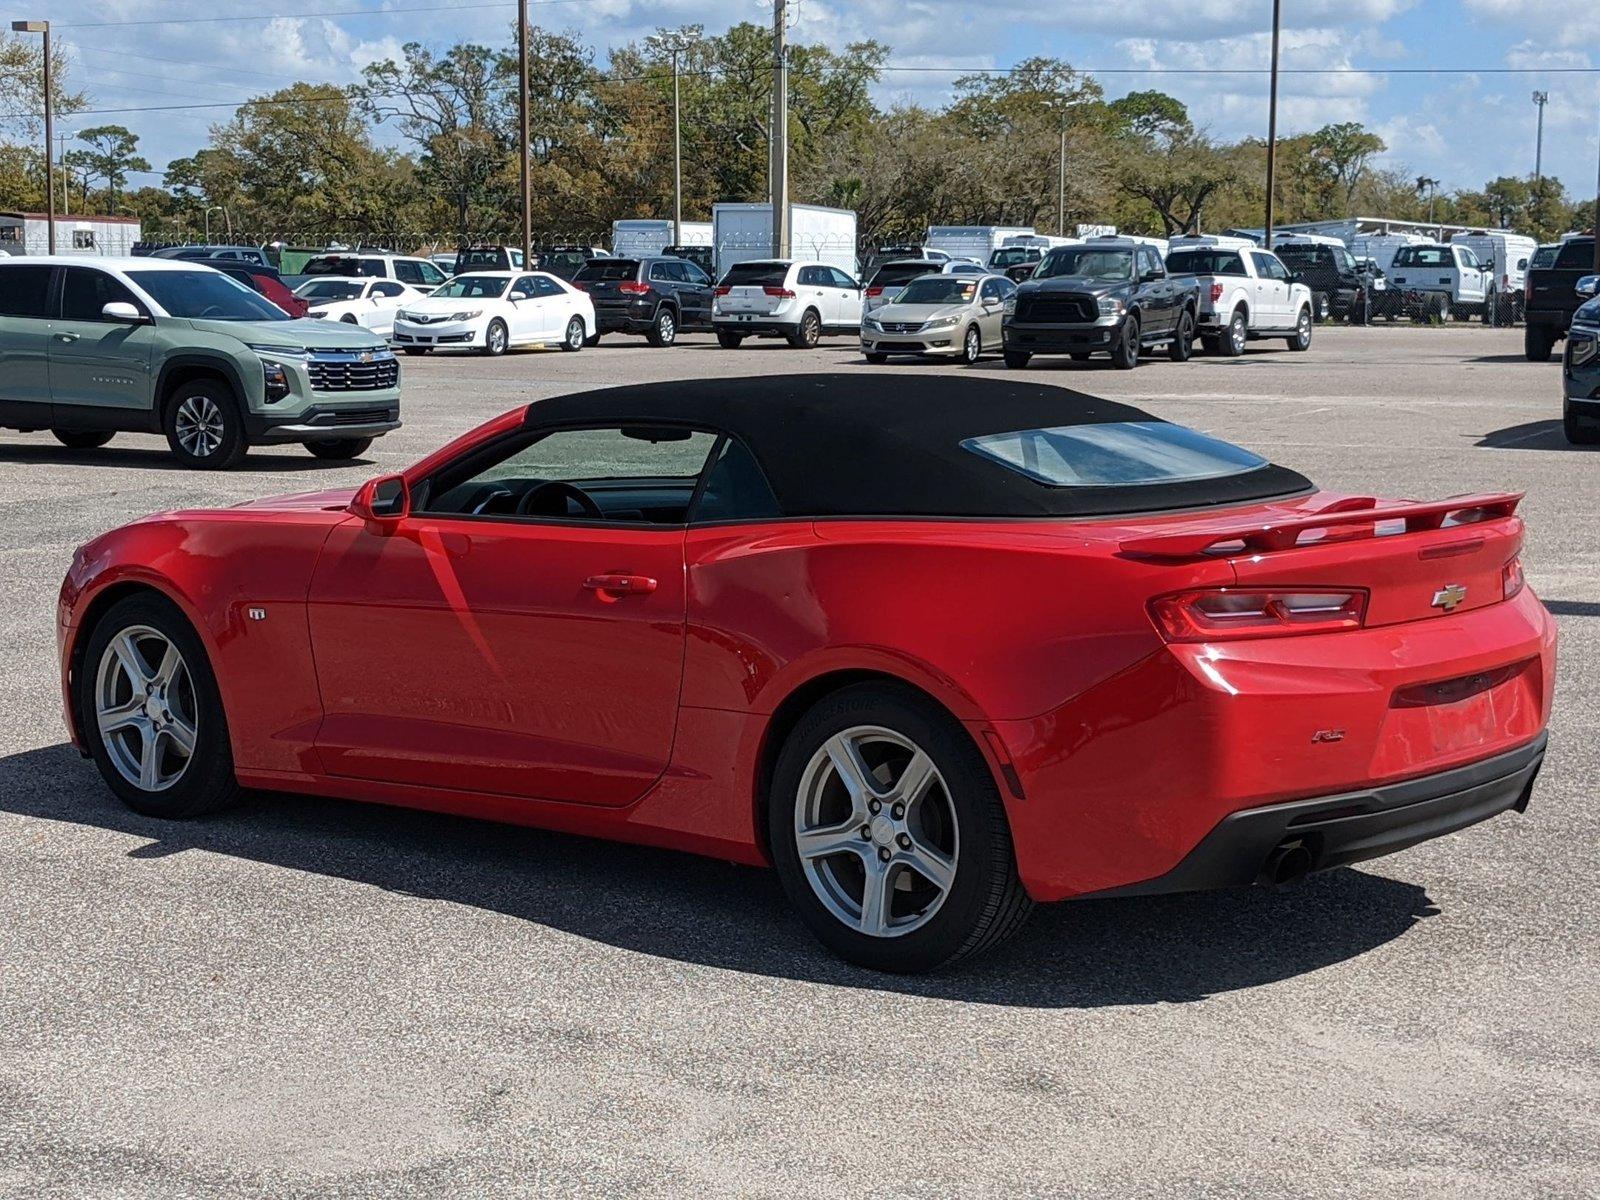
[721,262,790,287]
[895,278,978,305]
[1166,250,1247,276]
[429,274,511,299]
[1392,246,1454,267]
[575,260,639,282]
[963,421,1268,487]
[1034,246,1135,281]
[295,279,365,300]
[128,270,291,321]
[990,248,1041,267]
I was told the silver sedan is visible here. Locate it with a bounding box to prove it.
[860,273,1017,365]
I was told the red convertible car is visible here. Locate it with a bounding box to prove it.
[58,376,1555,972]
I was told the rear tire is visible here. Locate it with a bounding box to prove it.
[1110,317,1140,370]
[646,307,677,348]
[77,592,239,820]
[1565,404,1600,445]
[163,380,246,470]
[53,430,114,450]
[1312,292,1330,323]
[305,437,373,460]
[1167,309,1195,362]
[1003,349,1031,369]
[1525,326,1555,362]
[767,683,1033,973]
[1483,290,1498,326]
[716,329,745,349]
[1219,309,1247,358]
[788,309,821,349]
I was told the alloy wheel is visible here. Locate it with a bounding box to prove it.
[1230,315,1247,354]
[94,625,198,793]
[174,395,225,459]
[964,326,981,363]
[793,725,959,938]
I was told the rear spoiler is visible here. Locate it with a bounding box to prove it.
[1119,493,1523,560]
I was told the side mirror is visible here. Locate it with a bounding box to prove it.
[1576,275,1600,299]
[350,473,409,528]
[1517,258,1528,270]
[102,301,146,323]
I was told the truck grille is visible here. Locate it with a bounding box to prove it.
[1014,294,1096,323]
[306,349,399,392]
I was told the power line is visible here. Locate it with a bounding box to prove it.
[56,0,579,29]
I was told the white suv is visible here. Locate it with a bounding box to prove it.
[301,252,450,291]
[712,260,863,349]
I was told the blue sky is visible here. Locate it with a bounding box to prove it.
[14,0,1600,204]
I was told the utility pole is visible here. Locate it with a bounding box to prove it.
[770,0,789,260]
[1532,91,1548,185]
[517,0,532,267]
[12,21,54,252]
[647,28,701,246]
[1057,127,1066,236]
[56,132,68,216]
[1593,103,1600,273]
[1263,0,1282,250]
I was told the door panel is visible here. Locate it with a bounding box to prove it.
[48,322,157,413]
[308,517,688,805]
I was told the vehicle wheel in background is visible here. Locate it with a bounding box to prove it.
[482,319,509,356]
[53,430,114,450]
[1110,318,1140,369]
[1348,292,1370,325]
[584,332,602,347]
[1199,336,1221,356]
[341,314,358,325]
[1220,309,1247,358]
[1524,326,1553,362]
[1312,292,1330,322]
[864,352,888,364]
[767,682,1033,973]
[1288,305,1313,351]
[788,309,822,349]
[1564,404,1600,445]
[646,307,677,348]
[961,325,982,365]
[1483,290,1498,325]
[561,316,585,352]
[1168,309,1195,362]
[77,592,239,820]
[1002,349,1031,369]
[1435,296,1452,323]
[305,438,373,460]
[403,347,431,356]
[716,330,745,349]
[164,380,246,470]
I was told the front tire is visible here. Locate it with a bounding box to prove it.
[561,315,585,352]
[1110,317,1140,369]
[1167,309,1195,362]
[53,430,114,450]
[164,380,246,470]
[1565,403,1600,445]
[77,593,238,819]
[482,318,509,356]
[768,683,1032,972]
[961,324,982,365]
[1288,305,1313,351]
[1524,326,1554,362]
[864,352,888,364]
[788,308,822,349]
[646,307,677,348]
[1003,349,1031,369]
[1312,292,1331,323]
[305,437,373,460]
[403,347,431,357]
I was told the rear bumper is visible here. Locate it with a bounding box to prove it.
[713,316,797,337]
[1524,309,1572,331]
[595,304,658,334]
[1083,734,1545,898]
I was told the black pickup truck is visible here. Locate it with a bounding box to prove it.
[1525,236,1598,361]
[1002,239,1200,370]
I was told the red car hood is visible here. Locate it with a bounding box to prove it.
[230,486,359,513]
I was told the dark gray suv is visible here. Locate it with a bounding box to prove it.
[573,256,715,347]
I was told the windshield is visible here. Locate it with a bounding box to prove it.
[1035,246,1136,282]
[1392,246,1454,267]
[990,248,1041,267]
[129,270,290,321]
[963,421,1267,487]
[296,279,365,300]
[1166,250,1246,276]
[430,274,510,299]
[896,278,978,305]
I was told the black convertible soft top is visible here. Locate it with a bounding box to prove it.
[522,375,1311,518]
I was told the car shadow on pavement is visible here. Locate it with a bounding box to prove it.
[0,445,365,472]
[1,743,1439,1009]
[1475,420,1591,450]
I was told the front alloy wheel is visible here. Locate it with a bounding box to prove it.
[961,324,982,364]
[164,382,246,469]
[1289,306,1313,351]
[483,319,509,356]
[562,315,586,351]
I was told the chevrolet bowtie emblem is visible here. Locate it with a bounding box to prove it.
[1431,584,1468,612]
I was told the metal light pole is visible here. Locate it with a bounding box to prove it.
[770,0,789,260]
[647,27,702,246]
[518,0,532,267]
[1057,126,1067,236]
[1593,104,1600,273]
[1263,0,1282,250]
[11,21,54,253]
[1532,91,1548,185]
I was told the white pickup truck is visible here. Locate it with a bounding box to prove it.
[1388,243,1492,321]
[1164,240,1314,356]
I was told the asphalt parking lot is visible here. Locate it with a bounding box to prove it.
[1,325,1596,1198]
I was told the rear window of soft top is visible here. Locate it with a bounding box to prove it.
[962,421,1268,488]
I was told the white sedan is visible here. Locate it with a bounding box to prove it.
[392,271,595,356]
[295,276,427,339]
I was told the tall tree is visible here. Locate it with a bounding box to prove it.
[63,125,150,210]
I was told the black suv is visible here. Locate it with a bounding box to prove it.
[573,256,715,346]
[1525,237,1597,361]
[1002,240,1200,370]
[1271,240,1376,323]
[536,245,607,281]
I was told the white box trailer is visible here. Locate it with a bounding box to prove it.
[0,212,141,256]
[611,218,713,258]
[712,203,858,279]
[925,225,1035,263]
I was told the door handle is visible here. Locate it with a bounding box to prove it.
[54,332,79,343]
[583,574,657,596]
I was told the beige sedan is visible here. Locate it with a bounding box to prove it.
[860,272,1017,364]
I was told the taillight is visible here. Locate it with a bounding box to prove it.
[764,286,796,298]
[1149,588,1368,643]
[1209,282,1224,302]
[866,286,884,297]
[1502,556,1525,601]
[618,281,650,295]
[713,285,731,296]
[1525,275,1533,303]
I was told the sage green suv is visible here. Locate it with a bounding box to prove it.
[0,256,402,469]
